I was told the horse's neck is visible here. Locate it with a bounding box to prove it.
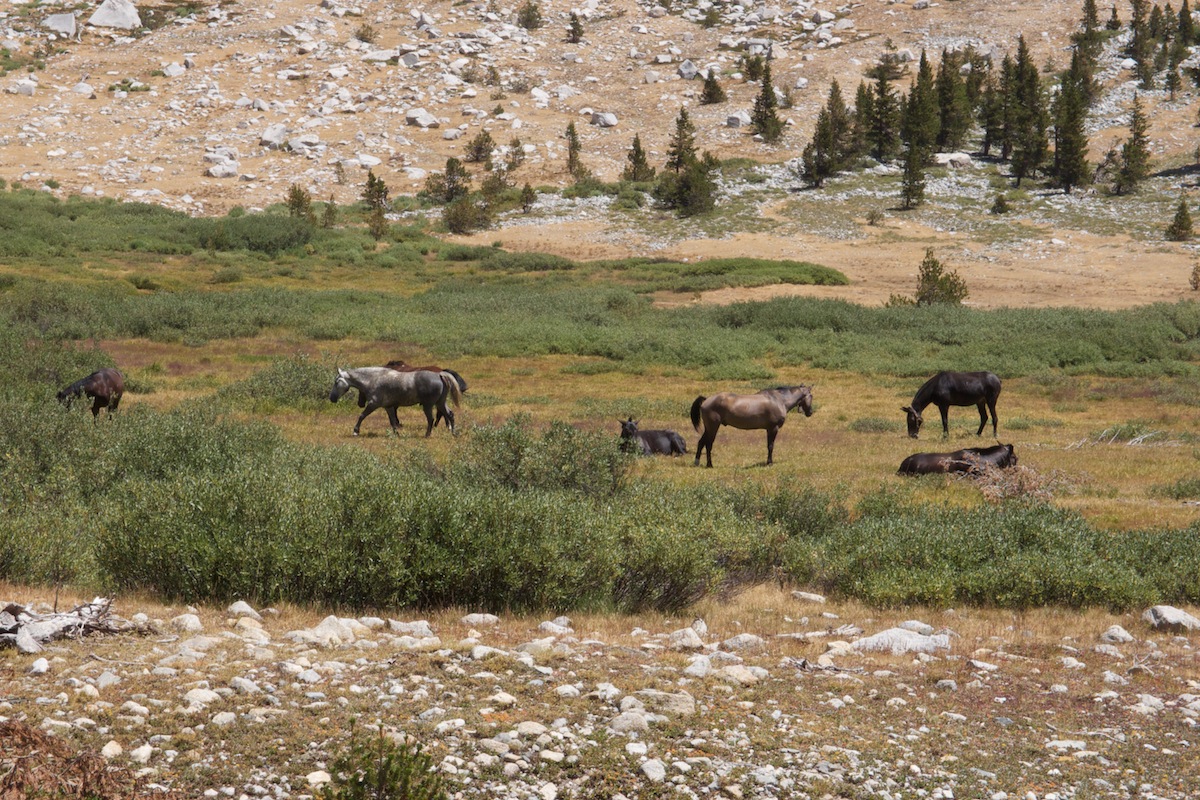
[911,380,937,412]
[776,388,806,410]
[345,370,379,392]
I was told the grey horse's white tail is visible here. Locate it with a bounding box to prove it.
[441,373,463,408]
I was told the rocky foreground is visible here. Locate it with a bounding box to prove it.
[2,590,1199,800]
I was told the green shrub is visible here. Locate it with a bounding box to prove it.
[211,266,244,284]
[478,251,576,271]
[215,354,332,412]
[847,416,894,433]
[320,731,446,800]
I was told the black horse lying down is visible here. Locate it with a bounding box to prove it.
[898,443,1017,476]
[619,418,688,456]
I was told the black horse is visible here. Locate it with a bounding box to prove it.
[619,418,688,456]
[57,368,125,420]
[902,371,1001,439]
[898,443,1017,476]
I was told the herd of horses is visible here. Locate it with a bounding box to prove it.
[56,365,1016,476]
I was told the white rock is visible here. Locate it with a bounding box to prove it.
[590,112,618,127]
[727,110,752,128]
[88,0,141,29]
[609,710,649,733]
[1101,624,1134,643]
[101,741,123,759]
[669,627,704,650]
[635,689,695,716]
[129,743,153,764]
[184,688,221,706]
[307,771,332,787]
[898,620,935,636]
[853,628,949,655]
[642,759,667,782]
[722,633,765,651]
[29,658,50,675]
[1143,605,1200,632]
[388,619,434,637]
[791,591,826,604]
[42,13,77,38]
[226,601,262,621]
[462,613,500,627]
[211,711,237,727]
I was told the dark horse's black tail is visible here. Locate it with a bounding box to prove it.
[443,368,468,394]
[690,395,706,434]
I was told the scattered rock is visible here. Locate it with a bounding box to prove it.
[1142,605,1200,632]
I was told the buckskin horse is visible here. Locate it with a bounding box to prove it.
[57,368,124,421]
[619,418,688,456]
[898,443,1018,476]
[902,371,1001,439]
[690,385,814,467]
[329,367,461,437]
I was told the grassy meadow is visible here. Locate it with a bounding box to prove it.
[2,188,1200,614]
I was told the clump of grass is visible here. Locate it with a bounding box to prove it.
[1004,416,1064,430]
[847,416,893,433]
[1150,477,1200,500]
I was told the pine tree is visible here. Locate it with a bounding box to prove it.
[900,140,926,209]
[654,152,719,216]
[1129,0,1156,88]
[565,121,585,179]
[1115,94,1151,194]
[566,12,583,43]
[1071,0,1103,103]
[979,75,1004,157]
[1167,67,1183,99]
[902,50,940,157]
[1106,4,1121,29]
[361,170,390,212]
[913,248,969,305]
[801,107,838,188]
[516,0,542,30]
[1009,36,1049,187]
[1166,195,1194,240]
[751,63,785,143]
[665,108,698,172]
[868,69,901,161]
[851,81,874,159]
[622,134,657,182]
[423,158,471,203]
[322,194,337,228]
[464,130,495,163]
[996,54,1018,160]
[822,79,854,165]
[700,71,727,104]
[286,183,314,223]
[1053,48,1091,194]
[520,182,537,213]
[1180,0,1195,44]
[935,49,972,151]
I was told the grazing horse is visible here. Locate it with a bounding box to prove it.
[898,443,1018,476]
[690,385,814,468]
[902,371,1002,439]
[619,418,688,456]
[57,368,124,420]
[329,367,461,437]
[383,360,468,429]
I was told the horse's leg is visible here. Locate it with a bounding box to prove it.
[90,396,103,423]
[422,404,435,437]
[766,426,779,466]
[939,404,950,438]
[353,405,377,435]
[386,406,401,435]
[975,401,987,436]
[697,423,718,468]
[987,397,999,437]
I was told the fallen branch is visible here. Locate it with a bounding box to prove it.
[0,598,130,654]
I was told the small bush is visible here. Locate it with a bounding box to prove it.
[479,251,576,271]
[847,416,893,433]
[516,0,542,30]
[320,731,446,800]
[1151,477,1200,500]
[210,266,244,284]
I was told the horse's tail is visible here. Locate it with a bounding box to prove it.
[441,373,463,408]
[690,395,706,434]
[444,368,468,394]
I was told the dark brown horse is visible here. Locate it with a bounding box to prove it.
[57,368,124,420]
[898,443,1017,476]
[690,385,813,467]
[902,371,1001,439]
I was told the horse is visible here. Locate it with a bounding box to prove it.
[619,418,688,456]
[382,360,468,429]
[329,367,461,437]
[57,368,124,420]
[690,385,813,468]
[902,371,1002,439]
[898,443,1018,476]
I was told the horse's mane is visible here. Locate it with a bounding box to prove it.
[60,378,89,397]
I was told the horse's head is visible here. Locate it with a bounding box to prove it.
[56,389,73,409]
[796,386,814,417]
[329,368,352,403]
[1002,443,1017,467]
[619,417,639,438]
[902,406,923,438]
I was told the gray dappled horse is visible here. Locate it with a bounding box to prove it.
[902,370,1002,439]
[329,367,461,437]
[690,385,814,468]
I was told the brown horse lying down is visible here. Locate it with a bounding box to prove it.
[57,368,124,420]
[898,443,1018,476]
